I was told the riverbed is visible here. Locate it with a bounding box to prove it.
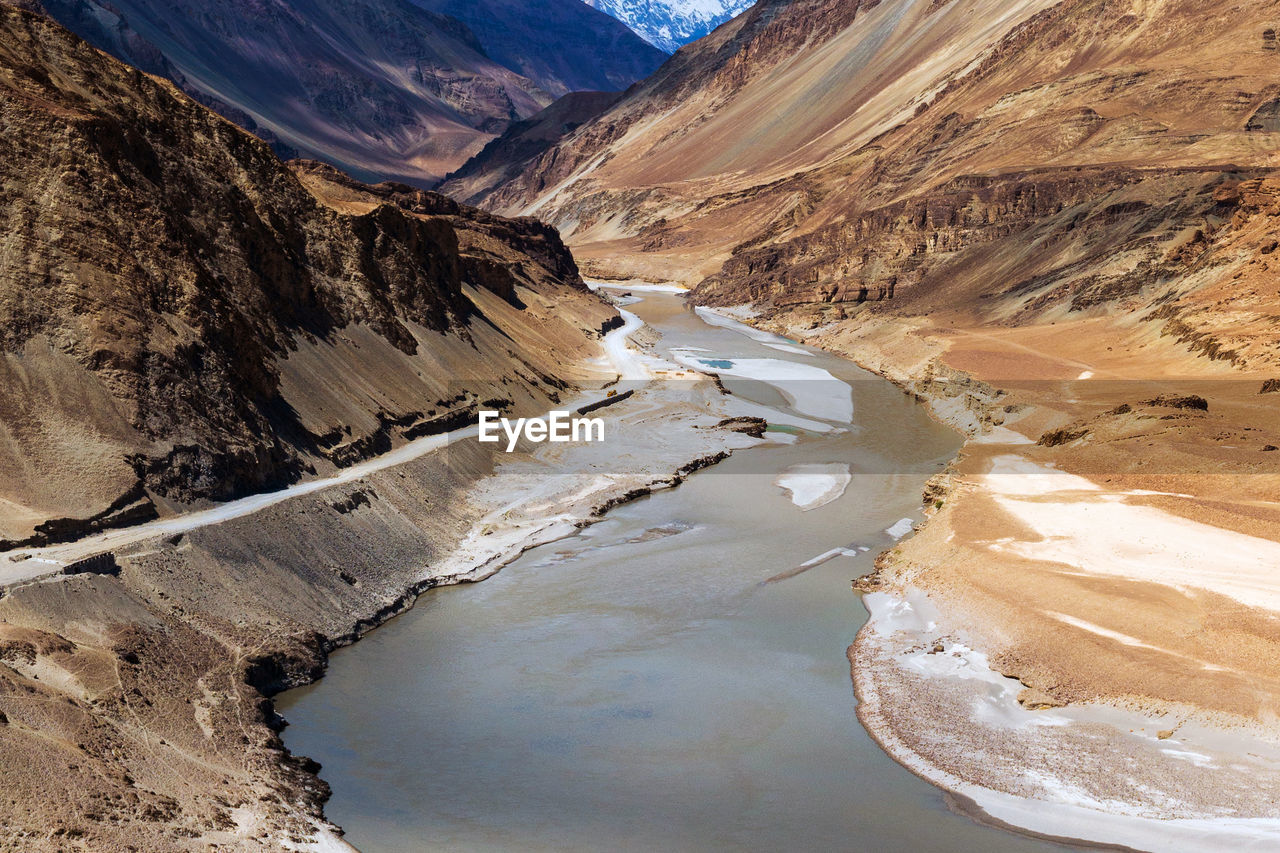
[277,291,1067,852]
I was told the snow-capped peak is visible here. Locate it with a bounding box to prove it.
[584,0,755,53]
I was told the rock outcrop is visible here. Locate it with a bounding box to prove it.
[0,7,614,547]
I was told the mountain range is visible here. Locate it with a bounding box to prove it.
[34,0,665,185]
[7,0,1280,848]
[584,0,754,53]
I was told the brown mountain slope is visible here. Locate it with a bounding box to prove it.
[476,0,1280,337]
[0,6,614,549]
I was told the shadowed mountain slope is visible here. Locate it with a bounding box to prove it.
[36,0,671,185]
[441,90,623,205]
[37,0,550,184]
[414,0,668,97]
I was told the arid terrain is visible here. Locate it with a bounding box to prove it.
[0,4,630,552]
[463,0,1280,842]
[7,0,1280,847]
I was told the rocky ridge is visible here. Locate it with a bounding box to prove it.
[0,6,614,548]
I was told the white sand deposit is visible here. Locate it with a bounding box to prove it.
[764,343,815,356]
[858,588,1280,853]
[885,518,915,539]
[694,306,798,346]
[983,454,1280,613]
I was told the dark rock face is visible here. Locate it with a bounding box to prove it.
[713,416,768,438]
[1141,394,1210,411]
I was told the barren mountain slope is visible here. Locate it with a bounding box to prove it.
[477,0,1280,299]
[0,7,614,550]
[441,90,623,205]
[475,0,1280,380]
[35,0,552,184]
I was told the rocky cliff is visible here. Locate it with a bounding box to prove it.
[0,6,615,549]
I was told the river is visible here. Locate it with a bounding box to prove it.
[277,290,1066,852]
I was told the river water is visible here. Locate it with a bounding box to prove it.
[277,292,1064,852]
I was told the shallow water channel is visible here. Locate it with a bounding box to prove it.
[277,292,1067,852]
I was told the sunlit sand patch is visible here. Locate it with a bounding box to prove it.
[984,454,1280,613]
